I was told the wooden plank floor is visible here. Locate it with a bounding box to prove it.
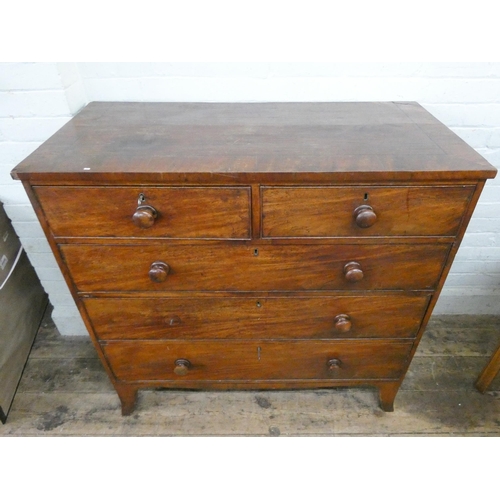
[1,309,499,436]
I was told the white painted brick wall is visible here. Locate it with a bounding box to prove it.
[1,62,499,336]
[0,62,88,335]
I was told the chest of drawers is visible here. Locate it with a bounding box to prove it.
[11,102,497,415]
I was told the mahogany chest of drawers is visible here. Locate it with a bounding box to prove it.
[11,102,497,415]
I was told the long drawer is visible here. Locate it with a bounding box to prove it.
[34,186,252,239]
[261,185,474,237]
[84,295,430,340]
[101,340,413,382]
[61,242,450,292]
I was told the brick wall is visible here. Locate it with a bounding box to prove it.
[1,63,499,335]
[0,63,88,335]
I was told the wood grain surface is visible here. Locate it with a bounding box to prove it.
[101,339,413,382]
[61,242,450,292]
[34,186,251,239]
[83,295,430,340]
[11,102,496,183]
[261,185,474,237]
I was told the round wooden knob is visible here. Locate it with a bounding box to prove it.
[354,205,377,228]
[149,261,170,283]
[334,314,352,333]
[343,261,364,282]
[174,359,191,376]
[327,358,342,370]
[132,205,158,229]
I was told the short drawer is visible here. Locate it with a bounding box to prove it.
[34,186,251,239]
[61,242,450,292]
[261,186,474,237]
[84,295,430,340]
[101,339,413,382]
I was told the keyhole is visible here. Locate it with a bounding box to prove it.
[138,193,146,204]
[254,248,259,256]
[256,301,262,308]
[364,193,369,201]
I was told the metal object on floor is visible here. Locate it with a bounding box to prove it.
[0,202,48,423]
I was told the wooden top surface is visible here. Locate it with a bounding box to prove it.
[12,101,497,183]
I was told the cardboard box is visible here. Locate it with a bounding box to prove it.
[0,202,48,423]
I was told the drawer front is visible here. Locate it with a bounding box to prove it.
[34,186,251,239]
[262,186,474,237]
[84,295,430,340]
[61,243,450,292]
[102,340,413,382]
